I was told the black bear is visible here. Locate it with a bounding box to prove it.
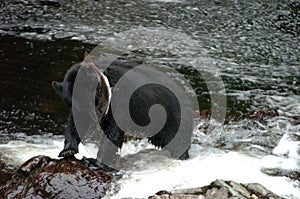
[52,59,191,167]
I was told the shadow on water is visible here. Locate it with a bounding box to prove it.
[0,35,95,138]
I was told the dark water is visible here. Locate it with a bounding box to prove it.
[0,35,97,138]
[0,0,298,136]
[0,0,299,195]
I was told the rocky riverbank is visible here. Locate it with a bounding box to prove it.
[149,179,285,199]
[0,155,286,199]
[0,156,114,198]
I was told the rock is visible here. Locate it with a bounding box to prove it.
[205,187,228,199]
[149,190,204,199]
[0,171,12,187]
[0,161,13,186]
[261,167,300,181]
[149,179,285,199]
[149,194,203,199]
[171,187,204,195]
[0,157,287,199]
[246,183,285,199]
[0,155,115,199]
[211,179,250,198]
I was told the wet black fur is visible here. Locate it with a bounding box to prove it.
[52,60,190,164]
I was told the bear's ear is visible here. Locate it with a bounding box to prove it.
[52,81,64,97]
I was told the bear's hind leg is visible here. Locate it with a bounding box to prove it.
[177,147,190,160]
[149,132,190,160]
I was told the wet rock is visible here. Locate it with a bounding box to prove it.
[0,155,114,199]
[0,171,12,187]
[0,161,13,186]
[149,179,285,199]
[149,190,205,199]
[245,183,283,199]
[210,179,251,198]
[171,187,204,195]
[261,167,300,182]
[149,193,203,199]
[205,187,229,199]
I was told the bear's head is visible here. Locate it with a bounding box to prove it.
[52,62,111,120]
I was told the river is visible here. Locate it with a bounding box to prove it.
[0,0,299,198]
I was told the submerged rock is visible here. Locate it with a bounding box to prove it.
[261,167,300,182]
[149,179,285,199]
[0,155,114,199]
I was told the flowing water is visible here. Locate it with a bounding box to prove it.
[0,0,299,198]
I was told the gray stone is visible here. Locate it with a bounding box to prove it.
[246,183,285,199]
[151,179,286,199]
[171,187,204,195]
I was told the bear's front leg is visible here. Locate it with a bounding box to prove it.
[59,113,81,158]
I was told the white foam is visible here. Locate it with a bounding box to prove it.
[110,146,300,199]
[0,140,63,167]
[0,138,299,199]
[273,134,300,159]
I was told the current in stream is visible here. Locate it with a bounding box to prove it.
[0,0,299,198]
